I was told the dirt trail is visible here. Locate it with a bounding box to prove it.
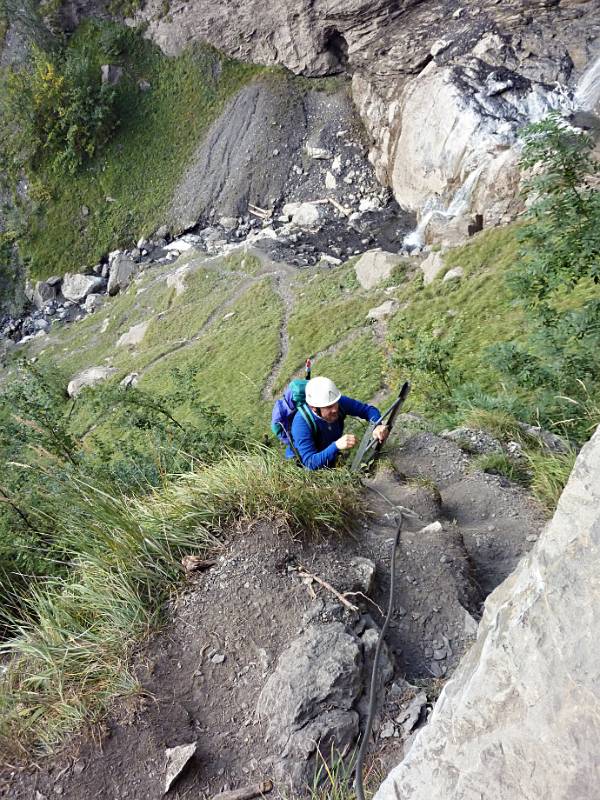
[3,427,547,800]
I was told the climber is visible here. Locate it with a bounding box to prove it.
[287,376,389,470]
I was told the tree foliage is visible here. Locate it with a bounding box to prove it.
[489,113,600,436]
[2,41,118,176]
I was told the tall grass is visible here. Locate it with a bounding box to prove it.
[0,448,360,759]
[527,449,577,512]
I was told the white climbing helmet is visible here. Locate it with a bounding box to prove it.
[305,376,341,407]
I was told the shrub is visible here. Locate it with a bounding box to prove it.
[489,113,600,440]
[3,43,118,176]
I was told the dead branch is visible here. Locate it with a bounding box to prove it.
[297,565,359,612]
[211,780,273,800]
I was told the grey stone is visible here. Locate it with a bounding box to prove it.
[517,423,571,455]
[164,742,196,794]
[442,266,464,283]
[442,427,503,455]
[367,300,399,322]
[395,691,427,738]
[419,251,446,285]
[290,202,322,229]
[61,273,104,303]
[108,254,137,296]
[100,64,123,86]
[355,250,403,290]
[84,293,102,313]
[257,622,362,791]
[120,373,139,389]
[379,721,395,739]
[32,318,49,332]
[375,424,600,800]
[33,280,57,310]
[67,366,117,398]
[116,320,149,348]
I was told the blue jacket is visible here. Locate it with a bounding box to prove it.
[286,395,381,470]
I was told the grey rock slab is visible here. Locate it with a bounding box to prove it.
[164,742,196,794]
[108,254,137,296]
[355,250,403,290]
[374,425,600,800]
[67,366,117,398]
[367,299,399,321]
[116,320,150,348]
[257,621,362,790]
[62,273,104,303]
[442,266,463,283]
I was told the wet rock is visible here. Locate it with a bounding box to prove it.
[355,250,403,290]
[67,366,117,398]
[62,273,104,303]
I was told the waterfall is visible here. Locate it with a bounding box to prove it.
[403,166,484,250]
[574,52,600,111]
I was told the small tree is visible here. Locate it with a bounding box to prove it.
[490,113,600,437]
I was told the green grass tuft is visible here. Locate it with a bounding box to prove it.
[471,452,530,485]
[526,449,577,512]
[0,448,360,758]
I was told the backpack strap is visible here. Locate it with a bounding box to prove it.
[297,404,318,437]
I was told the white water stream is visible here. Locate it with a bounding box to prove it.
[574,51,600,112]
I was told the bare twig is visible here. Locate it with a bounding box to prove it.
[211,779,273,800]
[297,565,359,612]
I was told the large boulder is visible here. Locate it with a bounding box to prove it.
[355,250,402,290]
[67,366,117,398]
[61,273,104,303]
[107,253,137,296]
[257,621,363,791]
[374,425,600,800]
[32,280,58,310]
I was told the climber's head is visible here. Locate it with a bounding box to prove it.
[305,376,341,422]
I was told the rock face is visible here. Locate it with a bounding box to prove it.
[124,0,600,238]
[374,425,600,800]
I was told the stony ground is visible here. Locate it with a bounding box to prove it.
[1,428,546,800]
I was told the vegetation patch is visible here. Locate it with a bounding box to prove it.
[0,20,263,278]
[0,448,360,757]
